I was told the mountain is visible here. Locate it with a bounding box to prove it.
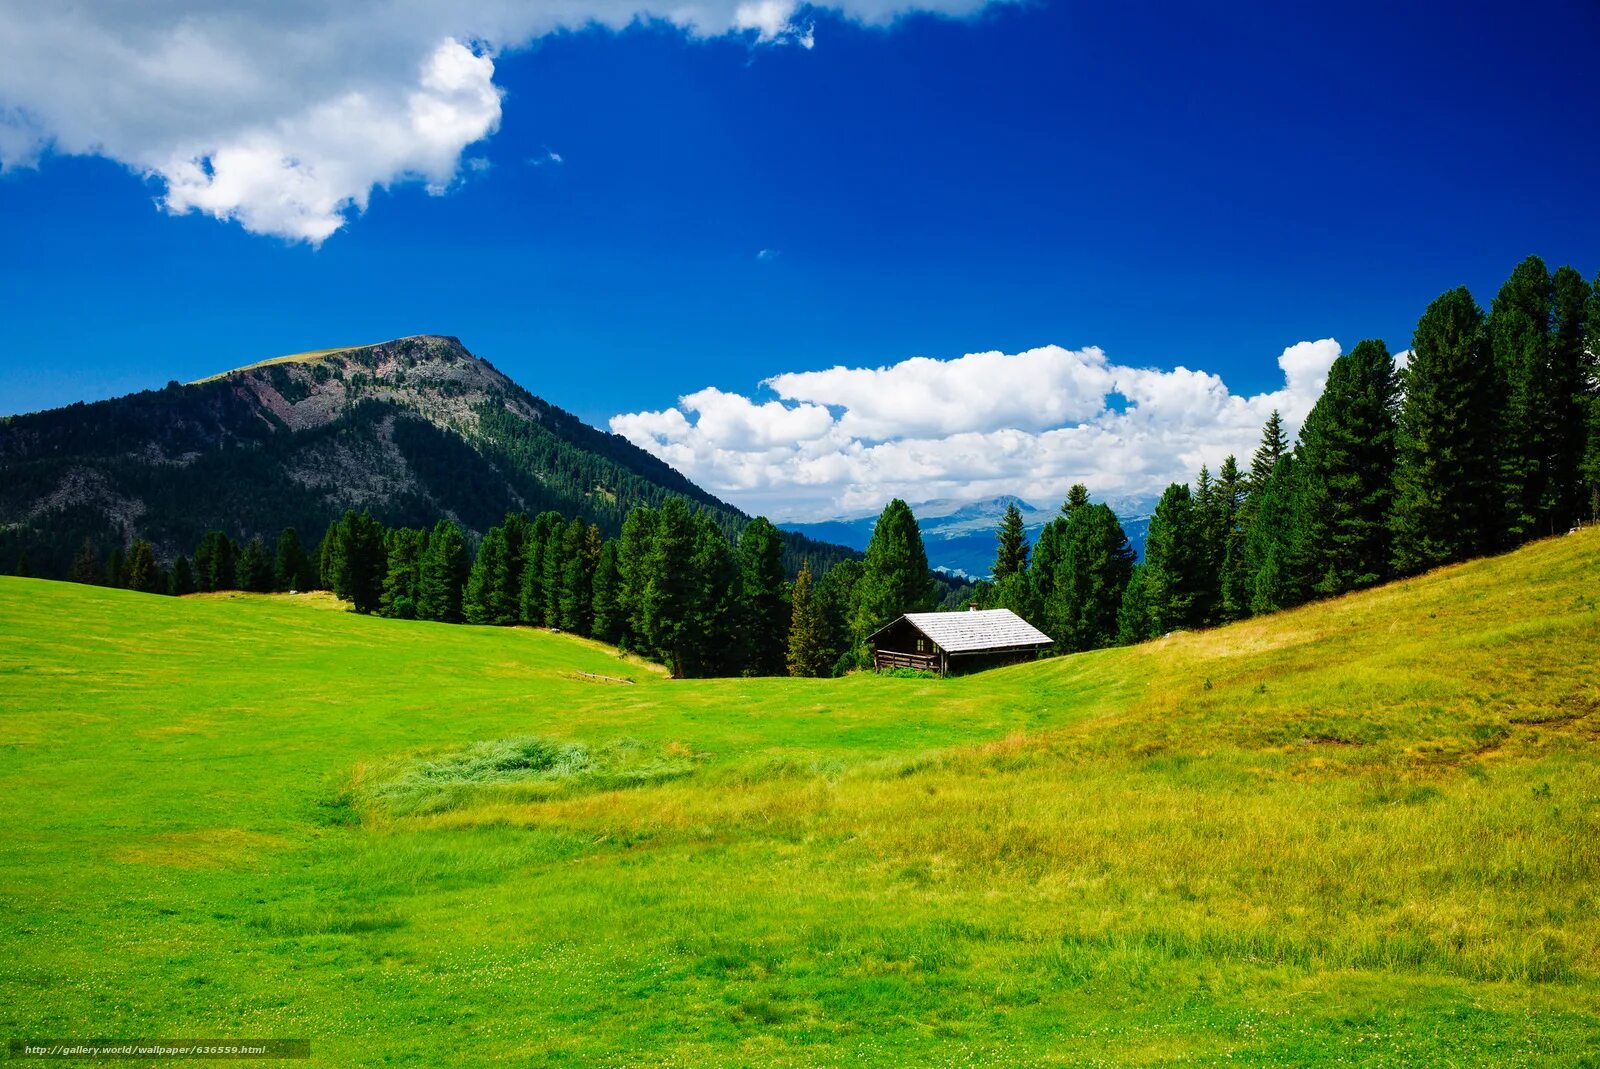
[782,495,1152,579]
[0,335,855,578]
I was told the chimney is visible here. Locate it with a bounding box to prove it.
[969,604,980,612]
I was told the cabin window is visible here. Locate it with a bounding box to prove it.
[916,638,927,653]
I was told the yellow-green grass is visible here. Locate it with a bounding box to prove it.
[1,532,1598,1065]
[188,346,363,384]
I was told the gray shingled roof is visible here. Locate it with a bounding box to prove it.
[889,608,1054,654]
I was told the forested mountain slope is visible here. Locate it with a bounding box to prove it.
[0,335,852,577]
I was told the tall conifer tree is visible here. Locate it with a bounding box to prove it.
[992,501,1030,580]
[417,519,469,622]
[168,554,195,597]
[463,526,510,624]
[238,536,274,593]
[1245,453,1309,613]
[853,499,935,648]
[380,528,424,619]
[786,561,831,677]
[1139,483,1203,634]
[126,539,162,594]
[641,497,698,677]
[1048,501,1136,651]
[1489,256,1554,542]
[1548,266,1592,529]
[686,514,739,677]
[69,538,101,586]
[613,506,657,648]
[1297,339,1399,594]
[1392,287,1501,573]
[1216,455,1251,621]
[326,511,385,613]
[1582,274,1600,521]
[990,500,1032,618]
[736,517,789,676]
[274,528,310,592]
[590,541,623,644]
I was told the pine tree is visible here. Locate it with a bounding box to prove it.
[1549,266,1592,529]
[992,501,1030,580]
[814,559,863,674]
[168,554,195,597]
[69,538,101,585]
[686,514,739,677]
[853,499,935,649]
[126,539,162,594]
[1583,274,1600,522]
[735,517,789,676]
[105,546,125,588]
[417,520,469,622]
[614,507,657,647]
[1139,484,1204,635]
[500,512,531,618]
[553,519,598,632]
[641,497,698,676]
[315,521,339,590]
[1216,455,1251,621]
[1296,339,1399,595]
[1245,453,1309,613]
[1248,411,1288,498]
[194,530,237,592]
[464,525,511,625]
[1027,516,1066,630]
[590,540,623,643]
[273,528,309,592]
[12,550,28,578]
[1190,464,1223,624]
[988,500,1032,620]
[326,511,385,613]
[786,561,831,677]
[1489,256,1554,542]
[1392,287,1501,573]
[237,536,274,593]
[1047,501,1136,651]
[518,512,564,626]
[1116,565,1151,645]
[379,527,424,619]
[1062,483,1091,517]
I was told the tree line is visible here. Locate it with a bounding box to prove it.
[50,490,957,679]
[975,254,1600,649]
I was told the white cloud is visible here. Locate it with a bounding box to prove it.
[529,149,565,167]
[610,339,1344,520]
[756,248,781,261]
[0,0,1000,243]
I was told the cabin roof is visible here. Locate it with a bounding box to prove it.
[872,608,1054,654]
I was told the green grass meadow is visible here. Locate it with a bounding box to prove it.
[2,530,1598,1065]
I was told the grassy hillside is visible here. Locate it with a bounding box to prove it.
[1,530,1597,1065]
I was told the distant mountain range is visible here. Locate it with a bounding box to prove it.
[0,335,855,579]
[781,495,1151,579]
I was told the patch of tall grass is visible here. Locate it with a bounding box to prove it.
[359,736,701,817]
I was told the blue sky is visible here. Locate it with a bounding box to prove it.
[3,1,1597,517]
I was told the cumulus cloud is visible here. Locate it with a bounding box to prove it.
[0,0,999,243]
[610,340,1345,520]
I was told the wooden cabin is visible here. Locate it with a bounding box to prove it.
[868,608,1053,675]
